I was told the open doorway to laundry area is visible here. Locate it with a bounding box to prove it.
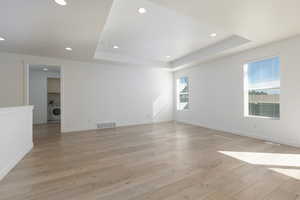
[27,65,62,138]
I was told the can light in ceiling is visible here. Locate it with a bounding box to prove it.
[210,33,217,37]
[113,45,119,49]
[65,47,72,51]
[166,56,171,59]
[138,8,147,14]
[0,36,5,41]
[54,0,67,6]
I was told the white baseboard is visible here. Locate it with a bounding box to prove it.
[176,120,300,148]
[62,120,174,133]
[0,143,33,181]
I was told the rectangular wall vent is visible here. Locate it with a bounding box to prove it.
[97,122,116,129]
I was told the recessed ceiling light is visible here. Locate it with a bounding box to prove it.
[43,68,48,71]
[0,37,5,41]
[210,33,217,37]
[166,56,171,59]
[138,8,147,14]
[54,0,67,6]
[65,47,72,51]
[113,45,119,49]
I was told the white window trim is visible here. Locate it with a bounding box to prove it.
[244,115,280,120]
[243,56,280,120]
[176,77,190,111]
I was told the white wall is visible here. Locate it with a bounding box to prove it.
[63,65,173,132]
[0,58,24,107]
[174,36,300,147]
[0,106,33,180]
[62,65,173,132]
[0,52,173,132]
[1,36,300,146]
[29,70,60,124]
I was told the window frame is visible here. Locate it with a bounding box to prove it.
[176,76,190,111]
[243,56,281,120]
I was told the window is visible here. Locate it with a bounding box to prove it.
[244,57,280,119]
[177,77,189,110]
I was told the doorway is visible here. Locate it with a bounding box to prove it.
[47,77,61,123]
[27,65,62,126]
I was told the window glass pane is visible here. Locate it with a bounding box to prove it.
[178,77,188,93]
[248,57,280,89]
[180,94,189,103]
[183,102,189,110]
[245,57,280,118]
[248,88,280,118]
[177,77,189,110]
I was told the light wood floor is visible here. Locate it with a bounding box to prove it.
[1,122,300,200]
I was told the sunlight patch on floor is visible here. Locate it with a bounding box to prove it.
[218,151,300,180]
[218,151,300,167]
[269,168,300,180]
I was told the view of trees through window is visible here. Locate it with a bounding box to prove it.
[245,57,280,118]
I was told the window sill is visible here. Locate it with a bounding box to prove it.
[177,109,190,112]
[244,115,280,120]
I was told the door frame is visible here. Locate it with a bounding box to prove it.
[24,63,64,132]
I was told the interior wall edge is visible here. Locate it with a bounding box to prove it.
[0,143,33,181]
[175,120,300,148]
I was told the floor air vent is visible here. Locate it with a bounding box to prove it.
[97,122,116,129]
[264,141,280,146]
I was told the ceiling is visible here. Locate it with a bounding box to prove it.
[149,0,300,48]
[94,0,234,67]
[1,0,300,69]
[29,65,61,73]
[0,0,113,61]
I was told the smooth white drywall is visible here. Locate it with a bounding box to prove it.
[0,52,173,132]
[62,65,173,132]
[0,106,33,180]
[29,70,60,124]
[0,58,24,107]
[174,36,300,147]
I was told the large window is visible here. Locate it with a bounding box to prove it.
[177,77,189,110]
[244,57,280,119]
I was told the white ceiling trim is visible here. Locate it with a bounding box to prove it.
[171,35,251,70]
[94,51,170,68]
[94,0,233,68]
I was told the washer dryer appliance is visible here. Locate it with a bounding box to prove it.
[48,105,61,121]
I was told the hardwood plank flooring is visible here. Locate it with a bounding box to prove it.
[1,122,300,200]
